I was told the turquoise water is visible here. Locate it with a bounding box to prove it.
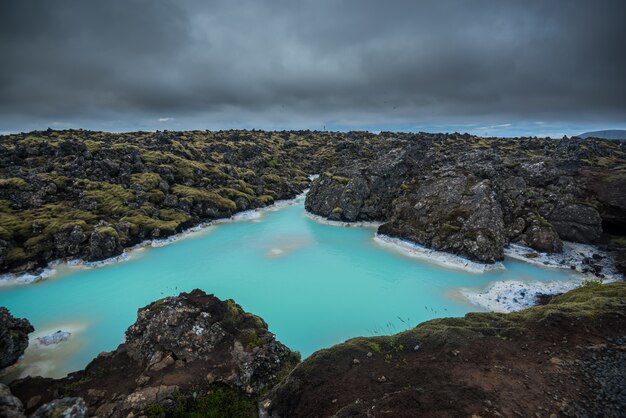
[0,197,582,380]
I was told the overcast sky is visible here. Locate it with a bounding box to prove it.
[1,0,625,136]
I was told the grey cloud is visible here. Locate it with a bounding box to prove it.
[0,0,624,133]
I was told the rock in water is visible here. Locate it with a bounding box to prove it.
[36,330,71,346]
[0,307,34,370]
[10,289,299,418]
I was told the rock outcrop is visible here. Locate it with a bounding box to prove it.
[379,175,506,263]
[306,136,626,268]
[0,308,33,370]
[0,383,26,418]
[262,283,626,418]
[10,289,298,418]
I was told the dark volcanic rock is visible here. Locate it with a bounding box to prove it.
[1,130,625,272]
[380,175,506,263]
[549,202,603,243]
[0,307,33,370]
[0,383,26,418]
[306,136,626,265]
[125,289,296,394]
[305,147,416,222]
[30,397,87,418]
[10,289,298,418]
[87,226,122,261]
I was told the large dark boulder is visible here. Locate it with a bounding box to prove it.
[0,384,25,418]
[305,147,416,222]
[87,226,122,261]
[380,176,506,263]
[0,307,33,370]
[10,289,298,418]
[549,203,603,243]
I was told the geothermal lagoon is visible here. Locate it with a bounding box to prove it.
[0,195,588,381]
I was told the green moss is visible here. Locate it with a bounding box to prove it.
[144,387,256,418]
[5,247,27,263]
[367,342,381,353]
[331,207,343,215]
[0,226,11,241]
[332,175,350,184]
[0,178,28,188]
[36,172,71,187]
[121,212,182,236]
[245,329,263,349]
[171,185,236,211]
[216,187,254,202]
[261,174,282,183]
[158,209,191,224]
[131,173,163,190]
[94,225,119,239]
[610,237,626,247]
[82,181,135,215]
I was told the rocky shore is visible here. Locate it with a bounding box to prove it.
[305,135,626,277]
[1,284,624,417]
[7,289,299,418]
[262,282,626,418]
[0,129,385,277]
[1,130,625,282]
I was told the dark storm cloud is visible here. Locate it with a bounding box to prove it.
[0,0,625,134]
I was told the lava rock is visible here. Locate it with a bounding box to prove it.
[0,384,26,418]
[30,397,87,418]
[0,307,34,370]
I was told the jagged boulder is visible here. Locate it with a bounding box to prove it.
[0,307,34,370]
[87,226,122,261]
[10,290,299,418]
[0,384,26,418]
[549,203,603,243]
[305,147,415,221]
[125,289,297,394]
[379,176,506,263]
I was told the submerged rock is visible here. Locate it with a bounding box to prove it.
[0,307,34,370]
[35,330,71,346]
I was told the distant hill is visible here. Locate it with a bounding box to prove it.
[578,130,626,140]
